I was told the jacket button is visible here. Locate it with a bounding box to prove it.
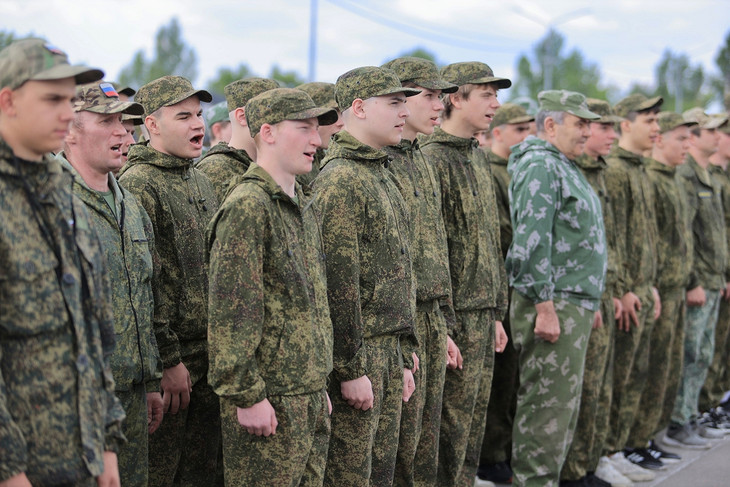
[62,273,76,285]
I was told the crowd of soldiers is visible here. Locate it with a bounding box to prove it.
[1,36,730,487]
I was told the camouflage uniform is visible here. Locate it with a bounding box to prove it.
[118,137,222,486]
[419,126,508,487]
[297,81,338,189]
[506,125,607,486]
[207,160,333,486]
[196,142,253,201]
[0,141,126,485]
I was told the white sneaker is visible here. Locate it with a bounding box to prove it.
[608,452,655,482]
[595,456,634,487]
[474,477,496,487]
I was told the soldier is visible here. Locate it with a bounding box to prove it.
[478,102,533,485]
[206,101,232,150]
[56,81,164,487]
[0,39,125,486]
[665,108,729,447]
[117,76,222,487]
[196,78,279,201]
[207,87,337,486]
[505,90,606,487]
[313,66,419,486]
[419,61,510,487]
[296,81,344,189]
[120,112,143,167]
[379,56,461,487]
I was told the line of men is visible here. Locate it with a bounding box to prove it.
[2,35,730,487]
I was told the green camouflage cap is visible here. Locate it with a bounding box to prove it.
[440,61,511,89]
[585,98,623,124]
[657,111,697,134]
[335,66,421,111]
[297,82,338,109]
[682,107,728,129]
[717,114,730,134]
[122,113,144,126]
[135,75,212,116]
[224,77,280,112]
[490,103,534,129]
[246,87,339,137]
[381,57,458,93]
[0,38,103,90]
[538,90,600,120]
[111,82,136,97]
[206,101,230,129]
[614,94,663,118]
[74,81,144,115]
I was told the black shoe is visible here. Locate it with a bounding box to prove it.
[623,448,665,470]
[648,439,681,463]
[585,473,611,487]
[477,461,513,483]
[560,476,590,487]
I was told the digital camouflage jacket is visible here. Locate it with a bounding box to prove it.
[708,163,730,279]
[196,141,253,203]
[486,149,512,258]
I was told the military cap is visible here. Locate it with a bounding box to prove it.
[298,82,338,109]
[135,75,212,116]
[440,61,511,89]
[585,98,623,124]
[0,38,103,90]
[224,77,280,113]
[122,113,144,126]
[491,103,534,129]
[538,90,600,120]
[246,87,339,137]
[206,101,230,129]
[614,94,663,118]
[657,111,697,134]
[111,82,136,97]
[682,107,728,129]
[511,96,539,116]
[74,81,144,115]
[381,57,458,93]
[335,66,421,111]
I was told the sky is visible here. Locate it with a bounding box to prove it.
[2,0,729,102]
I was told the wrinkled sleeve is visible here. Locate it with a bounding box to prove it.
[0,352,28,481]
[142,209,163,393]
[604,163,630,296]
[681,175,700,290]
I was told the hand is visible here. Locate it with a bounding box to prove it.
[0,473,32,487]
[687,286,706,307]
[236,399,278,436]
[619,292,641,332]
[613,297,623,321]
[147,392,164,434]
[326,392,332,415]
[534,301,560,343]
[402,368,415,402]
[723,282,730,300]
[495,320,508,352]
[411,352,419,374]
[446,335,463,370]
[592,310,603,329]
[96,451,120,487]
[160,362,192,414]
[340,375,374,411]
[652,287,661,320]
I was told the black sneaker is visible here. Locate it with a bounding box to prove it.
[623,448,665,470]
[585,472,611,487]
[647,440,681,464]
[559,476,590,487]
[477,461,513,483]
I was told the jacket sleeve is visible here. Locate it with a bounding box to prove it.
[0,352,28,481]
[603,163,630,297]
[142,209,163,393]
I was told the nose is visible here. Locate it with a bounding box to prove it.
[401,104,410,119]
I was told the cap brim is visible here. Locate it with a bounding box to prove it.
[119,87,136,96]
[122,113,145,125]
[663,121,698,133]
[569,108,601,120]
[164,89,213,109]
[638,96,663,112]
[594,115,624,124]
[469,76,512,89]
[374,87,422,99]
[32,64,104,85]
[288,106,339,127]
[413,79,459,94]
[705,116,728,130]
[508,115,536,124]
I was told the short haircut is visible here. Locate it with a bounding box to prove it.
[617,106,660,135]
[536,110,565,135]
[441,83,477,120]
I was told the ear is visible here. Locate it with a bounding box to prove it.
[543,116,557,137]
[235,107,247,127]
[145,115,160,136]
[448,92,463,110]
[0,87,17,116]
[211,122,222,139]
[620,119,632,135]
[491,125,502,141]
[259,123,276,144]
[350,99,367,120]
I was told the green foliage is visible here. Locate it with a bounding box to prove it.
[655,49,713,112]
[207,63,253,96]
[269,65,305,88]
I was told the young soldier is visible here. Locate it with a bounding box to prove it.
[57,81,164,487]
[0,39,124,486]
[506,90,606,487]
[206,101,232,149]
[296,81,344,188]
[379,56,461,487]
[478,102,533,486]
[419,61,510,486]
[118,76,222,487]
[207,87,337,486]
[120,112,143,167]
[313,66,419,486]
[196,78,279,201]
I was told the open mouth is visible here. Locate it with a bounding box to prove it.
[110,144,122,154]
[304,151,315,161]
[190,135,204,147]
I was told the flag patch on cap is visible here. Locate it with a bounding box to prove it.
[99,83,118,98]
[44,44,66,56]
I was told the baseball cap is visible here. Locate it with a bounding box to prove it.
[682,107,728,130]
[657,111,697,134]
[0,38,103,90]
[440,61,511,89]
[135,75,212,116]
[297,82,338,109]
[381,57,458,93]
[490,103,534,129]
[246,87,339,137]
[74,81,144,115]
[122,113,144,126]
[111,82,136,97]
[206,101,230,129]
[585,98,623,124]
[335,66,421,111]
[614,94,663,118]
[538,90,600,120]
[224,78,280,113]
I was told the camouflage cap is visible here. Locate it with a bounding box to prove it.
[585,98,623,124]
[224,77,280,112]
[206,101,230,129]
[614,94,663,118]
[122,113,144,126]
[381,57,458,93]
[335,66,421,111]
[511,96,539,116]
[538,90,600,120]
[490,103,534,129]
[682,107,728,129]
[135,75,212,116]
[657,111,697,134]
[111,82,136,97]
[297,82,338,109]
[440,61,511,89]
[246,87,339,137]
[74,81,144,115]
[0,38,103,90]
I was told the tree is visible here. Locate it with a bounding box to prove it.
[655,49,713,112]
[715,30,730,102]
[207,63,253,96]
[269,65,305,88]
[118,18,198,89]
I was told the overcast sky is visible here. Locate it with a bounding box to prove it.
[2,0,729,100]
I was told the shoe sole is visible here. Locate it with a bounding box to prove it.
[660,434,712,450]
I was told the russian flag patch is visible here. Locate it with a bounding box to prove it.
[99,83,118,98]
[44,44,66,56]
